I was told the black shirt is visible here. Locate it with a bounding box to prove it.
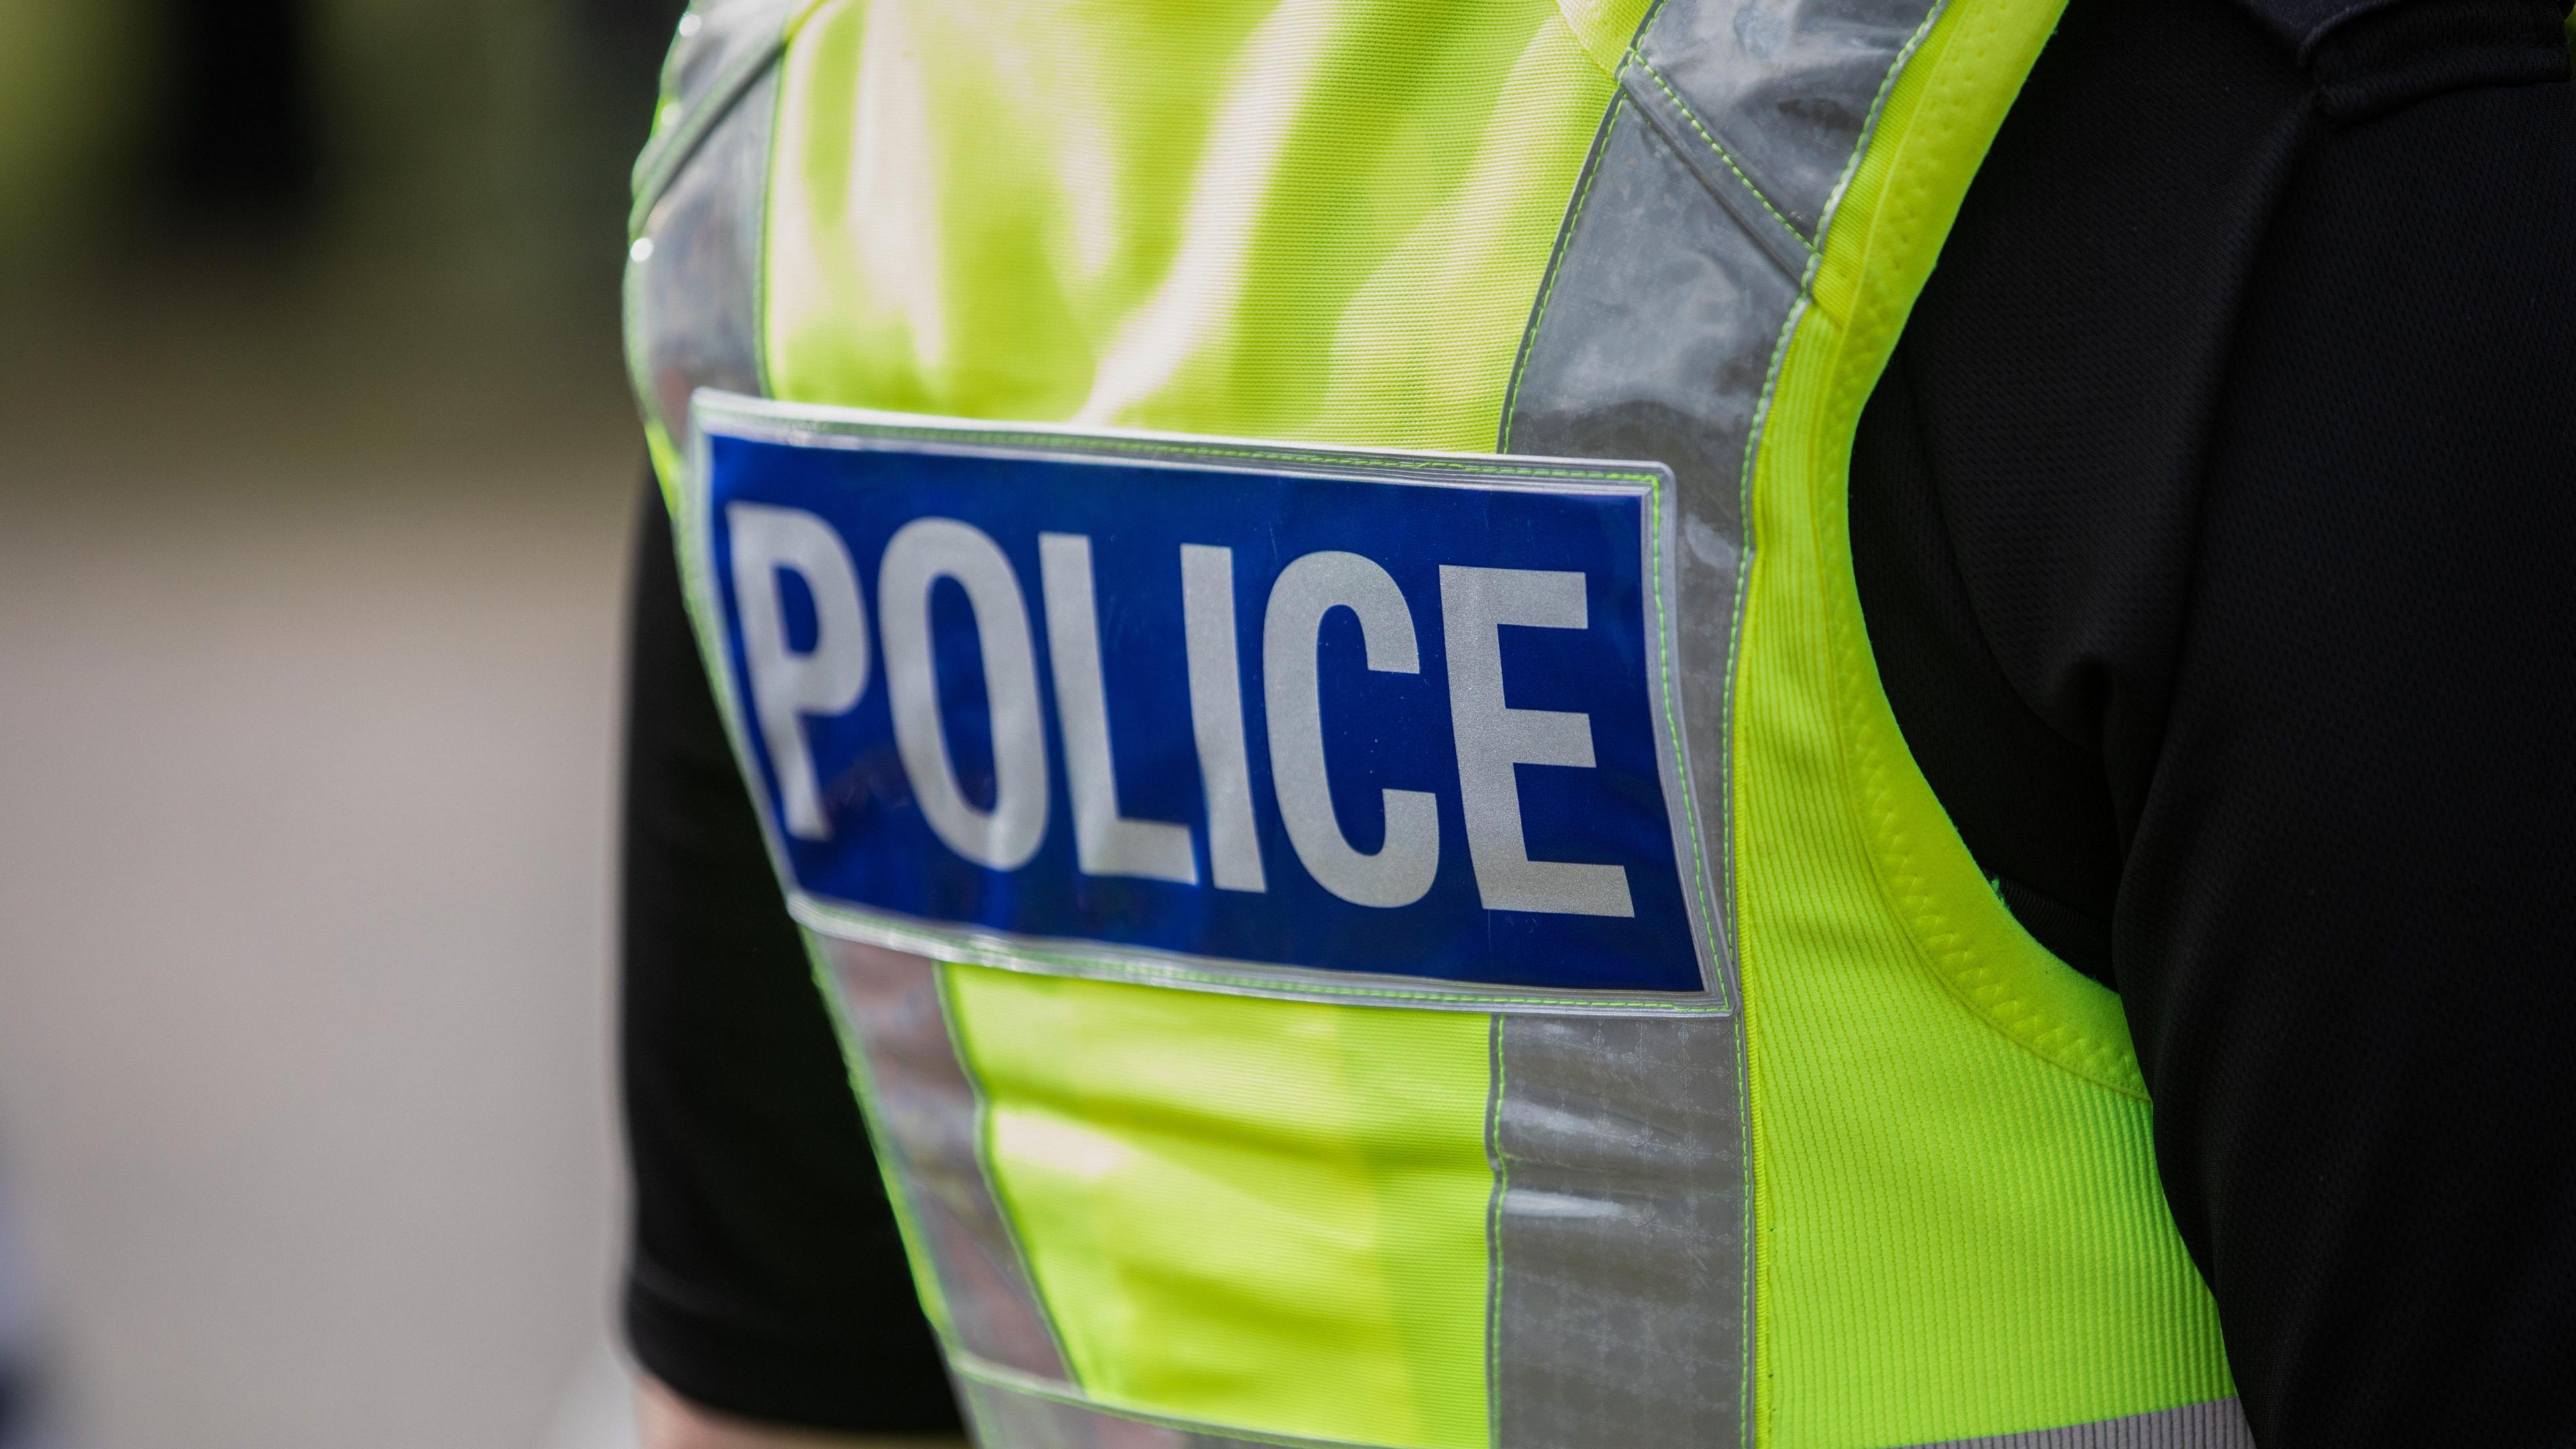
[619,3,2576,1442]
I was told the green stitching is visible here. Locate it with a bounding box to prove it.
[1502,0,1674,450]
[1642,477,1733,1002]
[1804,0,1951,252]
[1629,58,1817,252]
[631,35,788,235]
[797,900,1731,1014]
[732,414,1664,488]
[1723,291,1796,1449]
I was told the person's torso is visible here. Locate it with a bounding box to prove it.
[625,2,2240,1443]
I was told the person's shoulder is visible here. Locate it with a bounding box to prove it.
[2223,0,2573,127]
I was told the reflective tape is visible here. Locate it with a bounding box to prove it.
[820,941,1069,1384]
[1507,0,1946,1016]
[631,0,798,226]
[663,0,798,119]
[626,62,775,470]
[1632,0,1942,237]
[1501,0,1947,1441]
[1488,1012,1749,1448]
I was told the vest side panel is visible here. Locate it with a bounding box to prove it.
[1729,0,2238,1443]
[1489,1011,1748,1448]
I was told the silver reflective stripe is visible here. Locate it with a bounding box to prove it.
[631,0,798,223]
[1506,93,1792,976]
[626,62,777,464]
[665,1,798,115]
[1633,0,1945,237]
[1620,78,1817,282]
[820,941,1071,1384]
[633,60,1077,1373]
[1489,1012,1749,1448]
[1501,0,1945,1442]
[1507,0,1945,1008]
[953,1363,1373,1449]
[1911,1399,2256,1449]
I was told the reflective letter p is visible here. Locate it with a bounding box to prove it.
[728,502,871,841]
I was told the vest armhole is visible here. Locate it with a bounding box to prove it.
[1790,0,2149,1102]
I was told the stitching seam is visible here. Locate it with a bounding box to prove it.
[1724,3,1960,1435]
[1629,57,1816,250]
[749,422,1665,486]
[1504,0,1676,451]
[1642,464,1733,1003]
[1809,0,2149,1099]
[797,898,1735,1012]
[1501,92,1623,452]
[1803,0,1949,267]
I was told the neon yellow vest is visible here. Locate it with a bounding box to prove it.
[625,1,2243,1444]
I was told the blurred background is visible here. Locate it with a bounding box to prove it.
[0,1,686,1444]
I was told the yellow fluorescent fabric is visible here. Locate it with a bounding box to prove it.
[1552,0,1656,76]
[761,5,1625,1443]
[764,0,1624,451]
[738,0,2242,1442]
[944,966,1495,1449]
[1733,0,2235,1442]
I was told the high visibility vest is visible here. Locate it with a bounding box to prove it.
[625,1,2243,1445]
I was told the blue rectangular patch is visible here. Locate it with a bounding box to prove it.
[681,394,1723,1006]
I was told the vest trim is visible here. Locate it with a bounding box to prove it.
[630,0,798,231]
[626,60,775,505]
[955,1360,1373,1449]
[822,941,1069,1384]
[1487,1011,1746,1447]
[1498,0,1953,1434]
[1908,1399,2255,1448]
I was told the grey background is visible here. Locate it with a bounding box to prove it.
[0,1,681,1440]
[0,282,645,1449]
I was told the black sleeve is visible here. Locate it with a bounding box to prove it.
[1851,1,2576,1444]
[620,476,963,1434]
[2122,65,2576,1446]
